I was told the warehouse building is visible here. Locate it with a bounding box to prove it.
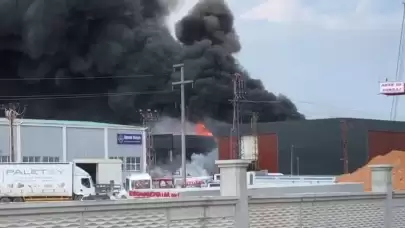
[0,118,147,176]
[152,134,217,163]
[216,118,405,175]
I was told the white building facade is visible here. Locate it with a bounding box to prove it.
[0,118,147,175]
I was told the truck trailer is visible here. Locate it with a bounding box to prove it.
[0,163,95,202]
[73,158,123,194]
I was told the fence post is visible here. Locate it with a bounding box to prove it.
[216,159,250,228]
[369,164,394,228]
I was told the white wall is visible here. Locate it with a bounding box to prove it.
[1,193,405,228]
[0,197,237,228]
[249,193,405,228]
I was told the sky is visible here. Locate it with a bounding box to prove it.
[168,0,405,120]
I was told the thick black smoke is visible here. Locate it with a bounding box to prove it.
[0,0,304,124]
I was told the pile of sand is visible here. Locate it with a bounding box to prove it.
[337,150,405,191]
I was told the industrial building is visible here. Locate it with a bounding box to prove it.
[0,118,147,177]
[216,118,405,175]
[152,134,217,163]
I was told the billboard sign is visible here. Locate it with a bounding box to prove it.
[117,134,142,145]
[380,82,405,95]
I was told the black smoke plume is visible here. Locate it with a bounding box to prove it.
[0,0,304,124]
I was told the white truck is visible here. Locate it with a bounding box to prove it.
[0,163,95,202]
[73,159,123,195]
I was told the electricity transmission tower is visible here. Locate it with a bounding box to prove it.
[229,72,282,161]
[1,103,26,162]
[139,109,159,172]
[230,73,246,159]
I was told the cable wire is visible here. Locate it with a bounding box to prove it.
[0,74,157,81]
[0,90,174,101]
[390,2,405,121]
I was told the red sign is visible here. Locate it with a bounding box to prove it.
[129,191,180,198]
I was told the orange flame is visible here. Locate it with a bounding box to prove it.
[195,123,213,136]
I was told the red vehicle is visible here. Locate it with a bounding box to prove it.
[122,174,213,198]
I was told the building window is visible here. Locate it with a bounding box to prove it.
[109,156,124,170]
[125,157,141,171]
[108,156,140,171]
[42,156,60,163]
[23,156,41,163]
[0,156,10,163]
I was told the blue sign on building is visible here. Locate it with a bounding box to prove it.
[117,134,142,145]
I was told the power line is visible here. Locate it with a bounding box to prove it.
[0,90,173,101]
[0,88,383,118]
[390,2,405,121]
[0,74,158,81]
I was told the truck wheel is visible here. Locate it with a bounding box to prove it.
[73,194,83,201]
[0,197,11,203]
[12,197,23,202]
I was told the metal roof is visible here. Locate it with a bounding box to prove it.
[0,118,146,130]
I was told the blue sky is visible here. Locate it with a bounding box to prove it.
[169,0,405,120]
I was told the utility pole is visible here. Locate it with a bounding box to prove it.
[230,73,245,159]
[340,120,349,174]
[1,103,26,162]
[172,63,193,187]
[139,109,159,172]
[250,112,259,170]
[290,144,294,175]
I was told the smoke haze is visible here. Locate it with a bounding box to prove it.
[151,116,199,135]
[150,149,218,178]
[0,0,304,124]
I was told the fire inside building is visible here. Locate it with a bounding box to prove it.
[152,123,217,164]
[214,118,405,175]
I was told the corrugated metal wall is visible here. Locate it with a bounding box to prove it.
[368,131,405,160]
[257,134,278,172]
[216,118,405,175]
[20,126,63,158]
[272,120,345,175]
[218,137,232,160]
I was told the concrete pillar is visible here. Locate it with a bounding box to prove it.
[369,164,394,228]
[369,164,394,193]
[215,159,250,228]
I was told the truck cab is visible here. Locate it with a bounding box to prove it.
[124,173,152,191]
[73,166,95,199]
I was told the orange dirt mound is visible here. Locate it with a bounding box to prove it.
[337,150,405,191]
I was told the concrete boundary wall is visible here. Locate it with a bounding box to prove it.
[248,192,405,228]
[250,192,405,203]
[1,160,405,228]
[179,183,364,198]
[0,197,238,228]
